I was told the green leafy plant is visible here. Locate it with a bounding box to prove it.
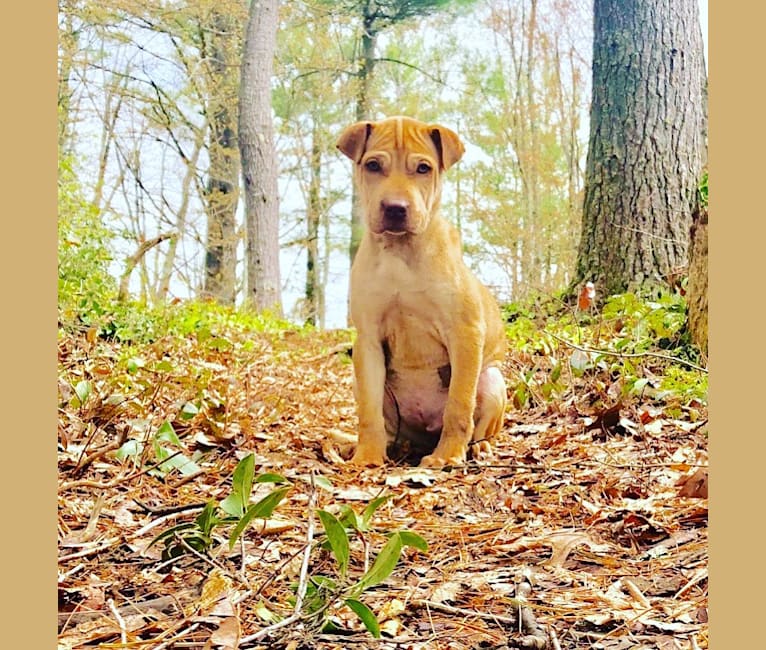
[305,496,428,638]
[116,419,202,478]
[147,454,292,560]
[58,156,117,328]
[503,288,707,408]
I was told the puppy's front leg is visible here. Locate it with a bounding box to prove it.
[350,334,388,466]
[420,325,483,468]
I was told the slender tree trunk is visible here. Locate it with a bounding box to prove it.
[158,136,204,300]
[239,0,282,314]
[574,0,707,296]
[58,2,76,155]
[349,9,377,266]
[202,10,240,306]
[305,119,323,326]
[92,76,125,212]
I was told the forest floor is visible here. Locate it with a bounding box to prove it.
[57,323,708,649]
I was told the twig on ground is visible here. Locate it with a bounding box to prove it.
[59,449,187,492]
[240,475,319,644]
[73,425,129,476]
[107,598,127,645]
[416,600,517,626]
[173,533,250,589]
[304,342,353,362]
[152,622,201,650]
[546,330,708,373]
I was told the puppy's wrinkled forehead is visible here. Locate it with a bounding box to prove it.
[366,117,438,157]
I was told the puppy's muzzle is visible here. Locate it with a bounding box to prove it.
[381,199,409,234]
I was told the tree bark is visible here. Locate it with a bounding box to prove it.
[239,0,282,314]
[687,198,707,357]
[305,119,323,326]
[348,8,377,267]
[574,0,707,296]
[202,9,240,306]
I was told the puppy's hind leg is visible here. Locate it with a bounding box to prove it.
[469,365,506,460]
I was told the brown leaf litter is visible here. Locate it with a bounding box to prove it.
[58,328,707,649]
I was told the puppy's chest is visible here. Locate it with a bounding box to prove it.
[379,292,449,369]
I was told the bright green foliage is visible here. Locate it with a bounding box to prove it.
[148,455,292,559]
[698,170,708,209]
[148,501,221,560]
[115,419,202,477]
[310,496,428,637]
[504,289,708,408]
[72,297,301,346]
[58,156,116,327]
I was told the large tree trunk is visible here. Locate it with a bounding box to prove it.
[574,0,707,296]
[202,10,240,306]
[239,0,282,314]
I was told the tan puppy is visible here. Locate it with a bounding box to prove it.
[337,116,507,468]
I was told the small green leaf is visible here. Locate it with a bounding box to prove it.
[228,486,291,548]
[115,439,143,459]
[220,454,256,517]
[254,472,291,485]
[630,377,650,395]
[357,533,403,591]
[397,530,428,552]
[313,475,334,491]
[195,501,219,536]
[219,493,244,517]
[154,360,173,373]
[550,361,562,383]
[318,510,350,577]
[338,505,360,531]
[155,451,201,476]
[146,522,197,550]
[155,421,181,445]
[311,575,338,590]
[74,380,91,405]
[361,495,391,528]
[345,598,381,638]
[127,357,145,374]
[180,401,199,420]
[296,473,334,491]
[249,485,292,519]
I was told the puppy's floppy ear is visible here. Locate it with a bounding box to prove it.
[337,121,373,164]
[429,124,465,171]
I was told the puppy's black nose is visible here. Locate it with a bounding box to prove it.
[381,199,409,231]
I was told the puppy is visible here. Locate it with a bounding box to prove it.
[337,116,507,468]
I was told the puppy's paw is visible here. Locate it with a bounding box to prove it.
[419,452,464,469]
[469,440,494,461]
[349,447,386,467]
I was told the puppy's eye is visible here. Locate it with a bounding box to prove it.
[416,162,432,174]
[365,159,381,172]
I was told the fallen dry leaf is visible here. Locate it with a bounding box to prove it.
[209,616,240,649]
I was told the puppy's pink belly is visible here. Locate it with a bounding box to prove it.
[396,391,446,433]
[384,366,447,437]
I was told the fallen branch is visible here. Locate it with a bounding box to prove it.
[118,231,176,302]
[546,331,708,373]
[58,593,187,631]
[304,342,353,363]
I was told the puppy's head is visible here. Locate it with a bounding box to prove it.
[337,116,464,236]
